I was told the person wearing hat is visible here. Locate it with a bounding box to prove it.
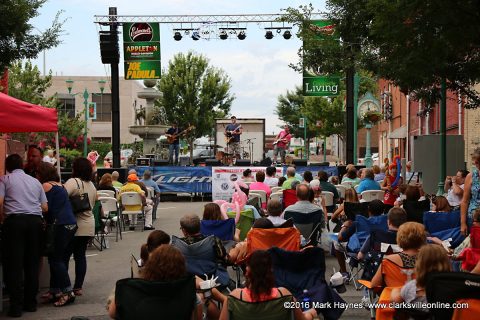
[224,116,243,160]
[118,174,154,231]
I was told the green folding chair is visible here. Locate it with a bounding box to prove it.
[227,209,255,241]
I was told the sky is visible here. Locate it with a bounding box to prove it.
[31,0,326,134]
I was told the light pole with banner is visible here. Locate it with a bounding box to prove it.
[299,117,307,160]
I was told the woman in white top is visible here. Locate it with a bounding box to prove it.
[63,157,97,297]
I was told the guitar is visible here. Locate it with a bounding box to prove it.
[166,125,195,144]
[272,132,289,146]
[225,125,242,144]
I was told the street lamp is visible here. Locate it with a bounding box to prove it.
[66,79,107,157]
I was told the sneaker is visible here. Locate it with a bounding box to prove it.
[144,226,155,231]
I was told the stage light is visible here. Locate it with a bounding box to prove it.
[192,31,200,40]
[265,30,273,39]
[283,30,292,39]
[173,31,182,41]
[237,31,246,40]
[219,30,228,40]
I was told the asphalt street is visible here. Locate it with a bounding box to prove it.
[0,201,368,320]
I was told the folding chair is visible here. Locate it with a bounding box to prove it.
[282,189,297,208]
[426,272,480,320]
[247,193,262,211]
[270,186,282,194]
[423,210,465,248]
[269,191,282,202]
[359,258,415,320]
[246,227,301,254]
[114,275,197,320]
[120,192,145,231]
[227,295,295,320]
[249,190,267,208]
[341,181,354,188]
[336,184,346,199]
[359,229,399,281]
[200,218,236,241]
[97,191,111,198]
[93,200,107,251]
[98,189,115,198]
[283,210,323,246]
[171,235,230,288]
[360,190,385,202]
[227,209,255,241]
[321,191,334,207]
[99,196,122,242]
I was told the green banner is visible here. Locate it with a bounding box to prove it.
[123,22,160,80]
[309,20,337,40]
[303,75,340,97]
[124,61,160,80]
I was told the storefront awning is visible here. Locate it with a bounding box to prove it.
[388,126,407,139]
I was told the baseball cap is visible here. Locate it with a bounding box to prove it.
[127,174,139,182]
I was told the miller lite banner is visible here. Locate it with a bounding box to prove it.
[123,22,161,80]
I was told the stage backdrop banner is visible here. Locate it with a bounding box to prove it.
[212,166,283,201]
[291,166,339,179]
[135,166,212,193]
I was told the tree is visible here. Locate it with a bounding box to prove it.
[8,61,53,105]
[0,0,64,70]
[154,51,234,162]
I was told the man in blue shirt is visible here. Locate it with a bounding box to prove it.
[224,116,242,159]
[165,122,182,165]
[357,168,382,194]
[141,170,160,194]
[0,154,48,317]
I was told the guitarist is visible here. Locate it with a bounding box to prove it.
[273,125,292,165]
[225,116,243,159]
[165,122,182,165]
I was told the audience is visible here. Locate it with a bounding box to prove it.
[140,170,161,194]
[382,163,403,212]
[118,174,154,231]
[249,171,272,207]
[220,250,317,320]
[63,157,98,298]
[303,170,313,184]
[282,184,325,225]
[138,230,171,267]
[264,166,279,188]
[266,199,286,227]
[282,167,298,190]
[373,165,385,183]
[318,171,340,211]
[401,185,430,223]
[461,147,480,236]
[341,167,361,187]
[97,173,117,197]
[242,169,255,183]
[111,171,123,188]
[202,203,241,241]
[331,188,359,222]
[357,168,381,194]
[445,170,468,209]
[432,195,451,212]
[278,176,287,187]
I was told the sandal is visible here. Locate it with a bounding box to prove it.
[40,292,59,304]
[54,292,76,307]
[73,288,83,296]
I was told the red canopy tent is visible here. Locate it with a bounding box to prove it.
[0,92,59,174]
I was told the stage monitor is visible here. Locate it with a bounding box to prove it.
[293,159,307,167]
[235,159,251,166]
[136,158,151,166]
[153,160,169,166]
[205,159,222,166]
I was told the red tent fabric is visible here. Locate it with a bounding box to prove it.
[0,92,58,133]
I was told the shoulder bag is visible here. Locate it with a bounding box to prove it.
[70,178,92,214]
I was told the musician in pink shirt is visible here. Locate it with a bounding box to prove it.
[249,171,271,209]
[273,125,292,165]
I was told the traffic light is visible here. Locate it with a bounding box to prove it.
[99,30,119,64]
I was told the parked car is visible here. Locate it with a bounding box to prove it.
[105,149,133,167]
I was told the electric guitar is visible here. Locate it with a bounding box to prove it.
[272,133,289,146]
[166,125,195,144]
[225,125,242,144]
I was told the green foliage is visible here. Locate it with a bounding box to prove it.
[154,51,234,162]
[7,61,54,105]
[0,1,65,70]
[59,148,81,168]
[88,142,111,158]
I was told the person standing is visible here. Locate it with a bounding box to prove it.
[0,154,48,317]
[461,148,480,236]
[63,158,97,297]
[225,116,243,159]
[165,122,182,165]
[24,145,43,177]
[273,125,292,165]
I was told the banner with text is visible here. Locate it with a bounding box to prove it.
[303,75,340,97]
[123,22,161,80]
[135,166,212,193]
[212,167,283,201]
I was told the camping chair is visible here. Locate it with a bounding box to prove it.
[283,210,324,246]
[246,227,301,254]
[268,247,347,320]
[98,196,122,242]
[336,185,346,199]
[282,189,297,208]
[358,258,415,320]
[171,235,230,288]
[93,200,108,251]
[359,229,399,281]
[360,190,385,202]
[200,218,236,241]
[423,210,465,249]
[403,199,430,223]
[120,192,145,231]
[227,294,295,320]
[227,209,255,241]
[426,272,480,320]
[114,275,197,320]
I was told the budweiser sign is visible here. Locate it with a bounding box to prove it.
[129,23,153,41]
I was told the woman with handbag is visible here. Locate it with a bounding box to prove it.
[37,163,78,306]
[63,157,97,297]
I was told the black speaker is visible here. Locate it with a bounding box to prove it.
[205,159,222,166]
[99,30,119,64]
[235,159,251,166]
[153,159,169,166]
[259,157,273,166]
[293,159,307,167]
[136,158,151,166]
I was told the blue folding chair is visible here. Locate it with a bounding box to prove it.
[347,215,388,252]
[200,218,235,241]
[424,210,465,248]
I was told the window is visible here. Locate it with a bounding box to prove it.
[57,95,75,118]
[91,93,112,122]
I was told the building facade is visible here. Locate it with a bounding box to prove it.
[45,76,146,144]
